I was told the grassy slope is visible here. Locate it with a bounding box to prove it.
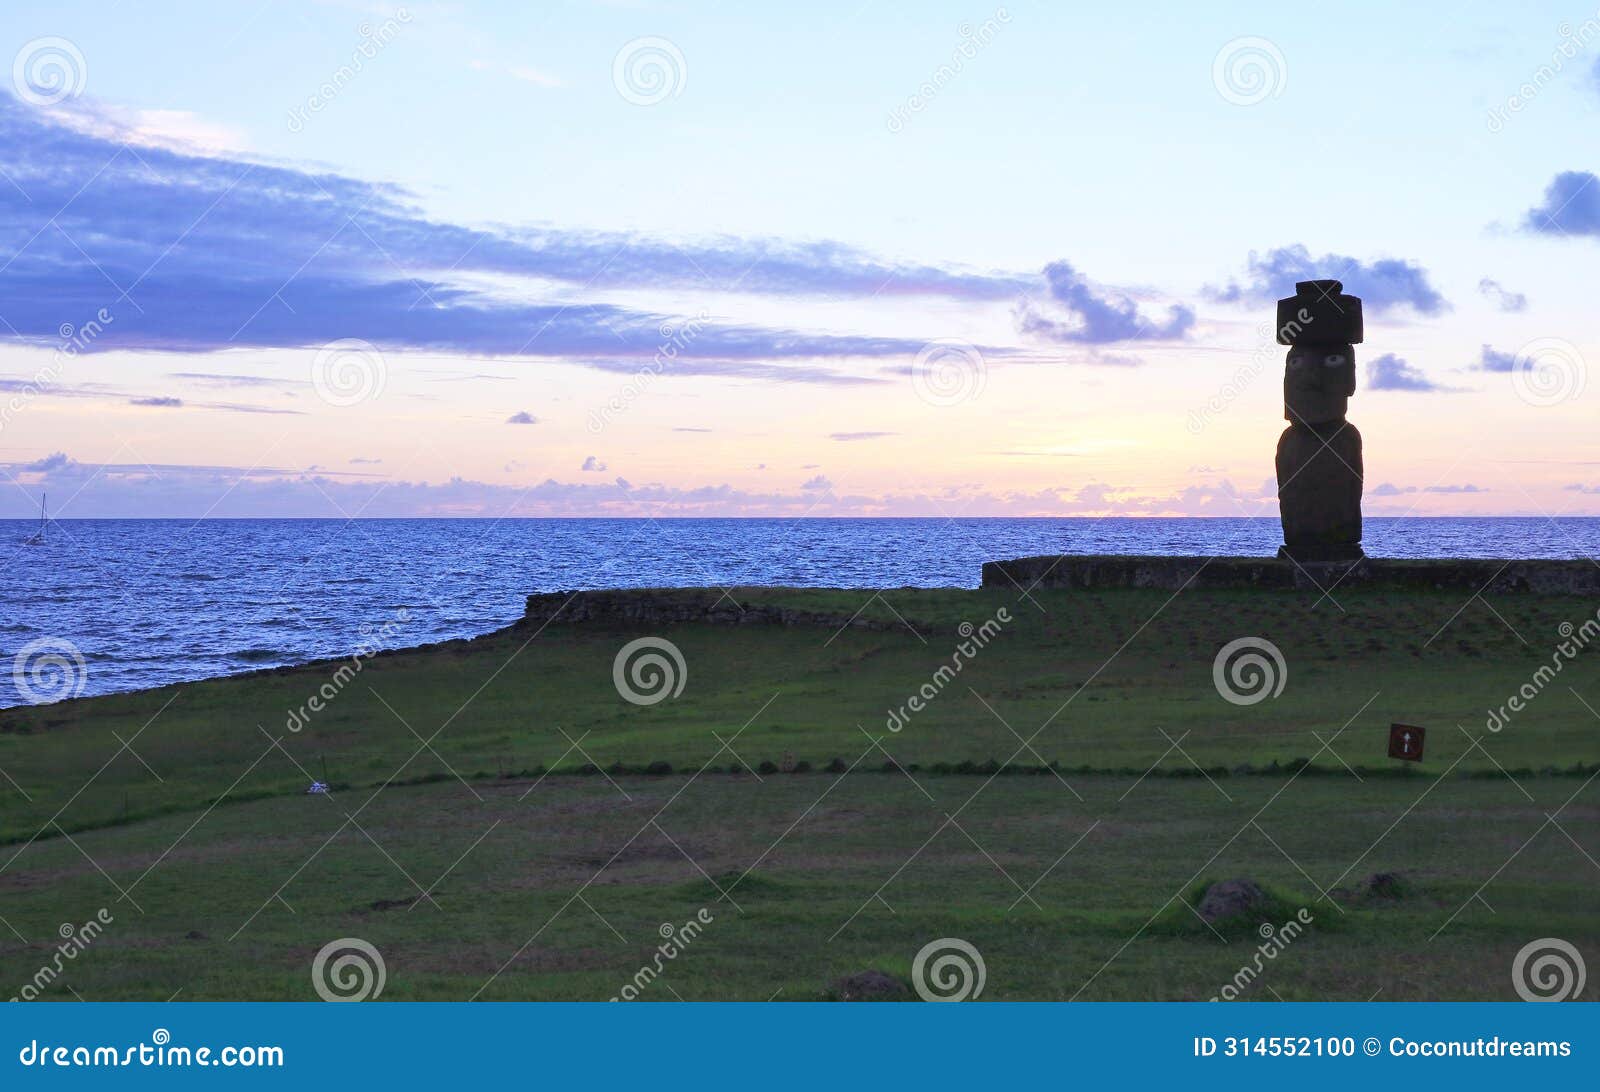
[1,585,1597,1000]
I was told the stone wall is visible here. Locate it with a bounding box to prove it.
[981,555,1600,595]
[518,559,1600,635]
[523,589,899,630]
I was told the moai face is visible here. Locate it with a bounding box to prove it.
[1276,279,1364,428]
[1284,343,1356,426]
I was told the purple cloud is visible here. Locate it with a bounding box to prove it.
[1523,171,1600,236]
[1477,278,1527,312]
[1366,353,1453,392]
[1018,260,1194,344]
[0,450,1534,519]
[1473,345,1518,372]
[1208,244,1448,315]
[0,94,1017,380]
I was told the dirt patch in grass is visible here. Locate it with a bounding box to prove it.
[402,942,617,977]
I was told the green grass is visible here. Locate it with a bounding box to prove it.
[0,584,1596,1000]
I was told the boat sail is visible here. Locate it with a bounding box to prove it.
[22,493,46,545]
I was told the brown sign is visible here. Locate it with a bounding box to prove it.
[1388,723,1425,762]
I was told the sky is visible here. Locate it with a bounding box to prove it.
[0,0,1598,518]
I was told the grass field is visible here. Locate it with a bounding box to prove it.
[1,583,1597,1001]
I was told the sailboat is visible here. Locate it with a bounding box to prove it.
[22,493,46,545]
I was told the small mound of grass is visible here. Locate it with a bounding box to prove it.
[670,869,792,902]
[1149,878,1334,940]
[824,969,911,1002]
[1329,870,1416,905]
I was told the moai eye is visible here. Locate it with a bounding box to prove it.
[1322,353,1346,368]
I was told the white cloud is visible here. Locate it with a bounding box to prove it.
[508,66,563,88]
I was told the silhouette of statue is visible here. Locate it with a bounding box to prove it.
[1275,280,1363,562]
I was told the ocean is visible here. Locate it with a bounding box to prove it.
[4,517,1599,705]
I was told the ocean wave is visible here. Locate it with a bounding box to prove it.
[227,648,285,662]
[7,516,1600,700]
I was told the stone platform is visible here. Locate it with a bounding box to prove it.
[981,555,1600,595]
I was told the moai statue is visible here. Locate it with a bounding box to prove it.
[1274,279,1364,562]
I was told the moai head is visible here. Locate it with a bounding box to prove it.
[1276,279,1363,427]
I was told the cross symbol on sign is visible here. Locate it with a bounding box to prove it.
[1388,723,1425,762]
